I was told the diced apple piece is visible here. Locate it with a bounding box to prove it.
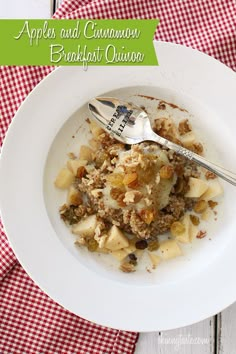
[110,249,128,261]
[72,215,97,238]
[201,179,223,201]
[124,244,136,255]
[181,131,196,146]
[158,151,169,164]
[175,214,191,243]
[89,138,100,150]
[89,120,104,138]
[67,159,87,175]
[105,225,129,251]
[159,240,182,260]
[79,145,94,162]
[185,177,208,198]
[54,168,74,189]
[190,223,199,241]
[148,253,161,268]
[201,209,212,221]
[67,186,82,206]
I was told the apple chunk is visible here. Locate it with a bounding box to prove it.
[67,159,87,176]
[201,179,223,201]
[185,177,208,198]
[54,168,74,189]
[79,145,93,162]
[105,225,129,251]
[89,120,104,138]
[159,240,182,260]
[72,214,97,238]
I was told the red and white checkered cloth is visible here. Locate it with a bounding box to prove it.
[0,0,235,353]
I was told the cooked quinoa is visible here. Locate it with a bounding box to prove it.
[55,103,222,273]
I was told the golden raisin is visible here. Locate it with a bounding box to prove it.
[160,165,174,179]
[123,172,138,187]
[76,166,86,178]
[190,214,200,226]
[140,209,155,225]
[107,173,124,187]
[148,240,159,251]
[194,200,208,213]
[170,221,186,237]
[87,238,98,252]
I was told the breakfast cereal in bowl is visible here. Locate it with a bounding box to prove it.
[55,97,223,273]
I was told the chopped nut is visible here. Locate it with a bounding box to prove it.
[120,262,136,273]
[208,200,218,209]
[194,200,208,213]
[178,119,192,135]
[107,143,124,156]
[170,221,186,237]
[160,165,174,179]
[144,198,152,207]
[156,173,160,184]
[196,230,207,239]
[205,171,217,180]
[189,142,204,154]
[116,193,126,207]
[190,214,200,226]
[94,151,109,168]
[123,191,143,204]
[110,188,123,201]
[91,189,103,198]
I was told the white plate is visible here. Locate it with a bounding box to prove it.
[1,42,236,332]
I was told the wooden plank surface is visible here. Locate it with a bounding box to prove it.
[136,318,215,354]
[217,302,236,354]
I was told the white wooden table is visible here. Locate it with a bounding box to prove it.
[1,1,235,352]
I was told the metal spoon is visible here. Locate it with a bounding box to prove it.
[88,97,236,186]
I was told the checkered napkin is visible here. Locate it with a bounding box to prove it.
[0,0,235,353]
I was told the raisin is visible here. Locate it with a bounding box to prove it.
[135,240,148,250]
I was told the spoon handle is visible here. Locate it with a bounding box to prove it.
[149,132,236,186]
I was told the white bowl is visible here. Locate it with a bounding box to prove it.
[1,42,236,331]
